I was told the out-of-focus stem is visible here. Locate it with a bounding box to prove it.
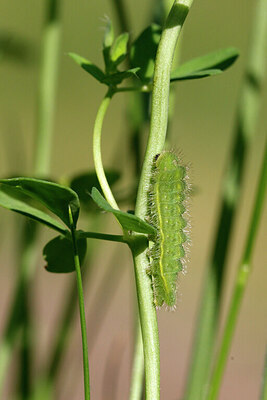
[206,141,267,400]
[110,0,130,33]
[0,1,61,397]
[34,0,61,176]
[260,349,267,400]
[0,222,37,396]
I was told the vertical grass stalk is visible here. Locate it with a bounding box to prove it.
[34,0,61,176]
[0,1,61,397]
[134,2,193,398]
[0,222,37,395]
[206,141,267,400]
[110,0,130,33]
[185,1,267,398]
[260,350,267,400]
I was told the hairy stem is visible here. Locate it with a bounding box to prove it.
[133,2,193,398]
[135,0,192,217]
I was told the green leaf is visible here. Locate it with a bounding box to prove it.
[172,68,223,80]
[102,67,140,85]
[0,178,80,228]
[43,235,87,273]
[91,187,156,235]
[0,184,66,234]
[130,24,161,82]
[110,32,129,67]
[70,170,120,211]
[170,47,239,82]
[69,52,105,83]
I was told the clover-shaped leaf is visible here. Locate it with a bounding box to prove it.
[44,235,87,273]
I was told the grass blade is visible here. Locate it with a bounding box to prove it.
[0,1,61,397]
[206,141,267,400]
[260,350,267,400]
[184,0,267,398]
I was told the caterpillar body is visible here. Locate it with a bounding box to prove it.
[148,151,189,308]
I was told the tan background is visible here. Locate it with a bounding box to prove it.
[0,0,266,399]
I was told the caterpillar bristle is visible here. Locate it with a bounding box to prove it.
[146,151,191,309]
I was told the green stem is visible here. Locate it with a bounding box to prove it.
[260,350,267,400]
[185,0,267,398]
[135,0,192,217]
[69,207,90,400]
[110,0,130,33]
[80,231,127,243]
[133,2,193,398]
[0,1,61,397]
[93,88,120,210]
[0,222,37,396]
[30,219,100,400]
[206,141,267,400]
[34,0,61,176]
[108,5,148,398]
[131,250,159,399]
[129,317,144,400]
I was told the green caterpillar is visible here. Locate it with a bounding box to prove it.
[148,151,189,308]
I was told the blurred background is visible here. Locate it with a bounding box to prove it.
[0,0,266,399]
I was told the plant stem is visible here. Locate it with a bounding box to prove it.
[133,2,193,398]
[0,2,61,395]
[131,250,159,399]
[110,0,130,33]
[69,207,90,400]
[135,0,192,217]
[30,218,101,400]
[129,318,144,400]
[260,350,267,400]
[0,221,37,396]
[80,231,127,243]
[206,141,267,400]
[93,88,119,210]
[185,0,267,398]
[34,0,61,176]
